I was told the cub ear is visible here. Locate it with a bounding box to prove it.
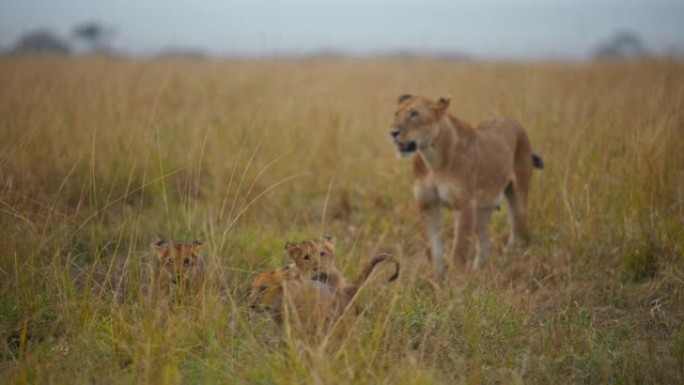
[153,238,169,250]
[284,241,299,257]
[322,235,335,252]
[397,93,413,104]
[284,266,302,280]
[153,239,170,259]
[191,239,204,253]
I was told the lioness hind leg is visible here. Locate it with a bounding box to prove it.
[473,208,493,270]
[504,181,529,248]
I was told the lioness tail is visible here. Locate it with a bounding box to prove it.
[532,153,544,169]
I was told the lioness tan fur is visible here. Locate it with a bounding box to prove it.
[389,94,543,280]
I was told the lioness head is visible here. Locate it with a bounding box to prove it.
[390,94,451,156]
[153,239,205,287]
[248,264,301,312]
[284,236,335,279]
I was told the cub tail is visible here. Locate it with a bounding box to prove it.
[345,253,400,298]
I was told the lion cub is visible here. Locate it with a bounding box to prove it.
[249,249,399,328]
[152,239,205,296]
[284,236,348,289]
[248,264,340,327]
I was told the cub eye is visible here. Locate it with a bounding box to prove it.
[408,109,419,118]
[303,254,310,261]
[320,251,325,257]
[259,285,267,293]
[183,258,190,266]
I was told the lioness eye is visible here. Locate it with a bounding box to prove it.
[409,110,418,118]
[320,251,325,257]
[304,254,310,261]
[183,258,190,266]
[259,285,267,293]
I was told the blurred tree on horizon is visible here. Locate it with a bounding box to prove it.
[593,30,650,60]
[73,21,116,54]
[11,29,71,55]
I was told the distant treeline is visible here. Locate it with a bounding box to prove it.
[1,24,669,61]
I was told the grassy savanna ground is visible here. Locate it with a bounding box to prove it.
[0,56,683,384]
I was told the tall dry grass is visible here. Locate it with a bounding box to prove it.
[0,56,682,384]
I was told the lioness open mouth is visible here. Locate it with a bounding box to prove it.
[397,141,417,154]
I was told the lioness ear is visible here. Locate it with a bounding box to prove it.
[397,94,413,104]
[436,95,451,111]
[432,95,451,118]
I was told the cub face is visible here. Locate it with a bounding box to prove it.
[389,94,451,156]
[153,239,205,289]
[284,236,335,280]
[248,264,300,312]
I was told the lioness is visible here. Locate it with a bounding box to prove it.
[389,94,543,280]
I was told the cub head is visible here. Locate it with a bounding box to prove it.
[153,239,205,286]
[248,264,301,311]
[389,94,451,156]
[284,236,335,277]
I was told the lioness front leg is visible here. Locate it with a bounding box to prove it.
[420,205,445,281]
[473,207,493,270]
[453,201,475,267]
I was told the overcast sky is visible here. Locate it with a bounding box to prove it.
[1,0,683,59]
